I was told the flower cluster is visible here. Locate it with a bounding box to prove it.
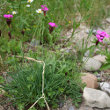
[4,14,13,18]
[3,2,57,39]
[96,30,109,42]
[96,30,110,45]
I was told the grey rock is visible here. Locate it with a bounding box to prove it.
[59,102,64,108]
[30,39,40,47]
[96,74,100,77]
[84,50,90,57]
[100,82,110,95]
[92,29,97,34]
[69,106,74,110]
[83,87,110,108]
[85,29,89,34]
[83,57,102,71]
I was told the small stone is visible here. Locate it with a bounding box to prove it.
[83,57,102,71]
[106,18,110,23]
[101,78,105,82]
[0,105,3,110]
[92,29,97,34]
[96,74,100,77]
[0,85,5,96]
[84,50,90,57]
[59,102,64,108]
[93,55,106,63]
[100,82,110,95]
[83,87,110,108]
[81,73,98,89]
[69,106,74,110]
[85,29,89,34]
[30,39,40,47]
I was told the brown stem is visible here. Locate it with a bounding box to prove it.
[8,31,12,39]
[96,40,99,46]
[49,26,54,33]
[6,18,11,27]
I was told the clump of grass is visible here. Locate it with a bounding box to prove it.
[1,52,84,109]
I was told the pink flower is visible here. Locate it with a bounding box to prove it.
[48,22,57,27]
[96,30,110,42]
[41,5,48,16]
[3,14,13,18]
[4,14,13,27]
[96,30,110,45]
[48,22,57,33]
[41,5,48,11]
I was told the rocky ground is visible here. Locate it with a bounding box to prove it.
[55,17,110,110]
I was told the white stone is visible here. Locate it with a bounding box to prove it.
[83,87,110,108]
[83,57,102,71]
[93,55,106,63]
[100,82,110,95]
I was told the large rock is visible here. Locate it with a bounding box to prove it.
[100,82,110,95]
[81,73,98,89]
[83,87,110,108]
[93,55,106,63]
[83,57,102,71]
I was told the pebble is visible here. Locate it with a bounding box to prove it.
[69,106,74,110]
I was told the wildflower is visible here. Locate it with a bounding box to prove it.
[27,0,33,3]
[41,5,48,16]
[4,14,13,27]
[68,21,71,23]
[12,11,17,15]
[48,22,57,33]
[36,9,43,14]
[96,30,110,45]
[26,4,31,7]
[4,14,13,18]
